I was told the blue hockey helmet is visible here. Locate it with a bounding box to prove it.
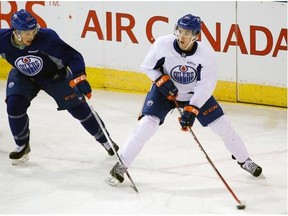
[11,9,38,31]
[177,14,201,34]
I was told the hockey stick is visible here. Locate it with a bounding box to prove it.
[173,99,245,210]
[89,105,139,193]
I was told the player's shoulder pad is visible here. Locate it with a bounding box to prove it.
[0,29,13,50]
[38,28,61,40]
[155,34,175,42]
[196,41,215,56]
[0,29,13,38]
[153,34,176,46]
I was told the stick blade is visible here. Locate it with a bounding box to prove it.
[236,200,246,210]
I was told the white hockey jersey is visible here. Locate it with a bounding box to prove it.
[141,34,217,108]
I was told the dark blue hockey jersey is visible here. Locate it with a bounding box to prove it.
[0,28,85,85]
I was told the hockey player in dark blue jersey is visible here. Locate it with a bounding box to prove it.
[0,9,119,165]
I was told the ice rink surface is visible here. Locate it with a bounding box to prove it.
[0,80,287,215]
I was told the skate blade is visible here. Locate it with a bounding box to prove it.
[105,176,120,186]
[11,154,29,165]
[258,173,266,179]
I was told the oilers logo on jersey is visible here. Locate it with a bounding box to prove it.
[170,65,197,84]
[15,55,43,76]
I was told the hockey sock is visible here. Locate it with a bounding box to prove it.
[6,95,30,146]
[120,115,160,167]
[208,115,249,163]
[68,102,108,143]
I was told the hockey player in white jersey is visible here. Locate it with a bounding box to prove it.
[107,14,262,185]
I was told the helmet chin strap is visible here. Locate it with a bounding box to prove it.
[181,35,199,50]
[12,31,26,49]
[13,31,23,43]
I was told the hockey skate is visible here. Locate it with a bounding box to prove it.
[238,158,262,177]
[9,143,31,165]
[105,162,127,186]
[102,140,119,156]
[232,155,262,177]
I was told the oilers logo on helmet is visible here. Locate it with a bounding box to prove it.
[15,55,43,76]
[170,65,197,84]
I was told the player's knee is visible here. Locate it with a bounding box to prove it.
[208,115,234,138]
[141,115,160,126]
[134,115,160,141]
[6,95,29,115]
[68,102,91,120]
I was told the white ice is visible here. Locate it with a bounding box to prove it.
[0,80,287,215]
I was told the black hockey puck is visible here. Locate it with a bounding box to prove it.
[236,204,246,210]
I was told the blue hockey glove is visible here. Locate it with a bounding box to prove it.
[155,75,178,100]
[179,105,199,131]
[69,73,92,99]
